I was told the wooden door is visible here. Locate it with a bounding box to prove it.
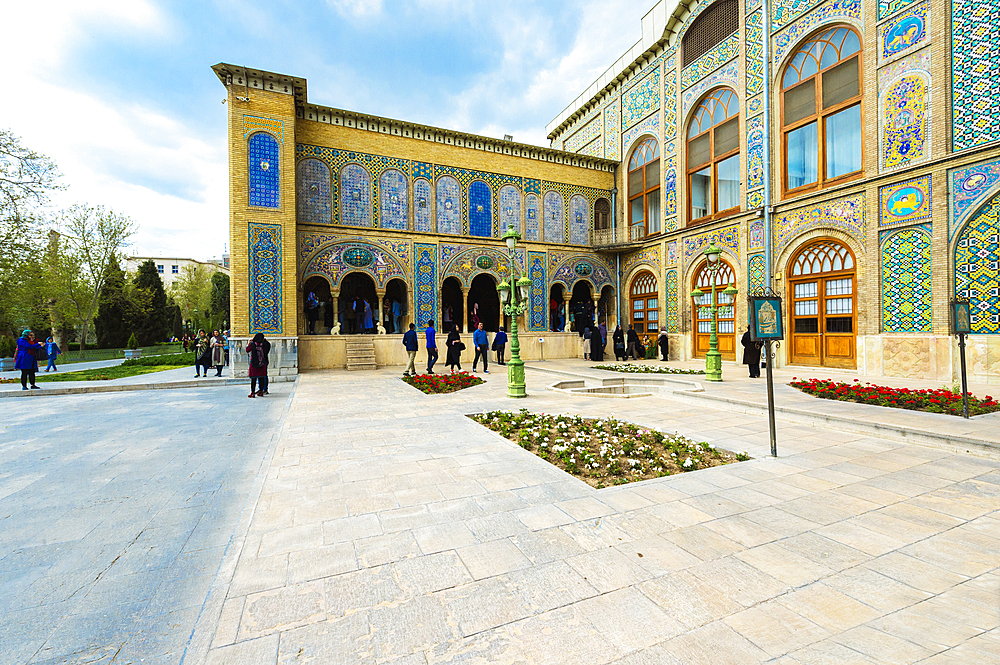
[788,239,856,368]
[692,260,737,360]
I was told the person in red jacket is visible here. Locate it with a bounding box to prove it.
[245,333,271,397]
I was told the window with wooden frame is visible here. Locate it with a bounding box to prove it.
[687,88,740,225]
[594,198,611,230]
[627,138,661,241]
[630,271,658,334]
[781,26,863,197]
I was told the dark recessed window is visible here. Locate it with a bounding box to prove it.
[682,0,739,68]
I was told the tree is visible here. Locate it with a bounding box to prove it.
[133,259,169,344]
[94,254,139,348]
[167,297,183,338]
[171,263,212,333]
[47,205,135,356]
[210,272,230,330]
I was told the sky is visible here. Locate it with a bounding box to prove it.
[3,0,649,262]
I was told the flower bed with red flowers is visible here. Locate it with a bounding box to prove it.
[402,371,485,394]
[789,378,1000,417]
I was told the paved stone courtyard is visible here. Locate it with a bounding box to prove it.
[2,363,999,664]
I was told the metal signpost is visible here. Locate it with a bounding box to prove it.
[951,298,972,419]
[748,287,784,456]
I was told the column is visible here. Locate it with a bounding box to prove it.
[461,286,471,332]
[331,289,340,334]
[563,293,572,333]
[376,289,386,334]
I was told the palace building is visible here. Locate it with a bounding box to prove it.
[214,0,1000,384]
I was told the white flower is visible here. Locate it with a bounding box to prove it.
[683,457,693,468]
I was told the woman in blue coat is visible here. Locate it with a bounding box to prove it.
[15,329,42,390]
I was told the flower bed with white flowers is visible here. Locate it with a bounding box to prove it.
[593,363,705,375]
[471,409,750,488]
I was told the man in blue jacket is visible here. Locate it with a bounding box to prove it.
[472,322,489,373]
[425,320,438,373]
[492,326,508,366]
[402,323,419,376]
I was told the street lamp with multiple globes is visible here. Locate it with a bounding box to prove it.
[498,225,532,398]
[690,243,737,382]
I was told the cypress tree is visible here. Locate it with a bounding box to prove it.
[133,259,169,345]
[94,255,131,348]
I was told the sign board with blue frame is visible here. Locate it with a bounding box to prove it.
[749,296,784,341]
[952,300,972,335]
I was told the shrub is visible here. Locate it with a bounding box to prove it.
[126,333,139,350]
[0,335,14,359]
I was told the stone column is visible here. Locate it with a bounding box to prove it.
[330,289,340,334]
[461,286,471,332]
[376,289,387,334]
[563,293,572,333]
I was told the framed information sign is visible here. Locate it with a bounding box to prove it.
[952,300,972,335]
[749,296,784,341]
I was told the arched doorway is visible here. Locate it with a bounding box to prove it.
[441,277,463,333]
[468,273,500,332]
[570,281,594,335]
[691,260,736,360]
[383,279,407,334]
[303,276,332,334]
[549,284,565,331]
[599,285,615,329]
[629,271,658,338]
[340,272,378,334]
[788,238,856,368]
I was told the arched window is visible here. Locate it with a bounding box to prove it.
[296,158,330,224]
[413,178,432,233]
[594,198,611,230]
[682,0,739,67]
[687,88,740,224]
[525,194,541,241]
[378,169,408,230]
[692,260,737,359]
[782,26,863,196]
[248,132,280,208]
[469,180,492,237]
[569,194,589,245]
[628,137,660,241]
[499,185,521,234]
[630,271,658,334]
[340,163,371,227]
[436,176,461,235]
[789,238,857,368]
[544,191,565,243]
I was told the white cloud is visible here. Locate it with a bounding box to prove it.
[326,0,384,19]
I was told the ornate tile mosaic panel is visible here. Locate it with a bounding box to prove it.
[664,56,677,143]
[880,175,931,227]
[747,0,762,15]
[955,193,1000,334]
[296,158,331,224]
[773,0,862,68]
[747,115,765,197]
[525,194,541,241]
[681,34,740,89]
[302,240,408,290]
[622,114,660,156]
[882,74,927,171]
[298,233,410,268]
[569,195,589,246]
[683,225,740,261]
[468,181,492,238]
[436,176,462,235]
[378,169,408,230]
[953,0,1000,151]
[773,0,823,31]
[745,9,764,97]
[498,185,521,235]
[543,191,565,244]
[623,67,662,130]
[604,100,621,161]
[666,241,678,266]
[566,116,602,153]
[413,178,432,233]
[749,220,765,250]
[949,157,1000,240]
[664,155,677,221]
[413,162,434,179]
[414,243,437,329]
[879,2,926,63]
[623,246,660,277]
[748,254,767,292]
[248,132,280,208]
[749,190,764,208]
[577,140,603,158]
[774,193,866,256]
[681,61,739,119]
[340,163,372,227]
[881,226,932,332]
[879,0,918,20]
[243,116,283,143]
[665,270,679,332]
[551,255,613,290]
[748,96,763,114]
[529,251,548,331]
[441,245,522,287]
[249,223,282,335]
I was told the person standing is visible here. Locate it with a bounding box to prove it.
[194,330,210,377]
[392,299,403,335]
[492,326,507,365]
[445,324,463,373]
[472,322,489,373]
[246,333,270,397]
[741,324,763,378]
[626,324,641,360]
[443,304,453,331]
[363,300,374,333]
[425,320,438,373]
[224,331,230,367]
[44,336,61,372]
[182,334,190,353]
[210,330,225,377]
[345,297,357,334]
[613,325,626,361]
[582,328,592,360]
[15,330,42,390]
[402,323,418,377]
[470,303,480,331]
[306,291,320,334]
[657,326,669,361]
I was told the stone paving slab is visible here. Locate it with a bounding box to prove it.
[194,367,1000,665]
[0,384,295,664]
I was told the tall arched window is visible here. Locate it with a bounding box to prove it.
[594,198,611,230]
[378,169,408,230]
[628,137,660,241]
[788,238,857,368]
[782,26,863,196]
[248,132,280,208]
[687,88,740,224]
[630,271,658,334]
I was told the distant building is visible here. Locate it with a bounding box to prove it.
[125,256,231,291]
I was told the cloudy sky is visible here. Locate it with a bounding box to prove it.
[3,0,647,261]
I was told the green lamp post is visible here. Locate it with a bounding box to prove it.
[691,243,737,382]
[499,225,532,398]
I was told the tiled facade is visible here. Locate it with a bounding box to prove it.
[218,0,1000,381]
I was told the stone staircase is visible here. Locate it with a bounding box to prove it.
[346,336,377,371]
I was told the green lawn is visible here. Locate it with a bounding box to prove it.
[14,364,189,382]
